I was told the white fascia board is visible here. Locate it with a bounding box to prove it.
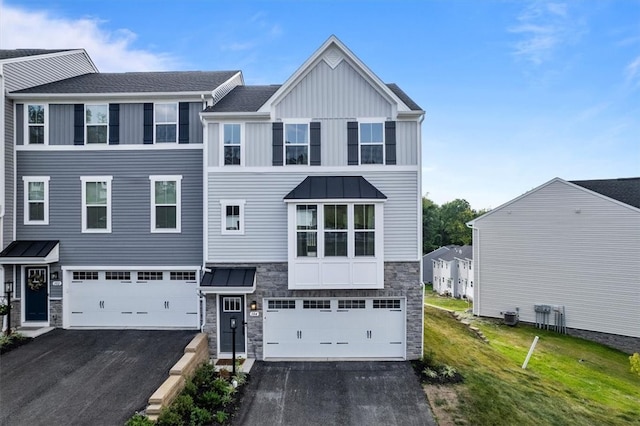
[397,110,425,120]
[8,92,212,101]
[258,35,412,114]
[0,49,95,68]
[197,286,256,295]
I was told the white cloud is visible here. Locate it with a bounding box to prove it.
[509,1,585,65]
[0,6,177,72]
[626,56,640,88]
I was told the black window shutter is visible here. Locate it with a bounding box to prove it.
[143,103,154,144]
[74,104,84,145]
[347,121,359,165]
[385,121,396,165]
[310,122,321,166]
[272,122,284,166]
[178,102,190,144]
[108,104,120,145]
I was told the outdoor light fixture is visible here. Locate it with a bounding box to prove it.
[50,271,59,281]
[4,280,12,293]
[250,300,258,311]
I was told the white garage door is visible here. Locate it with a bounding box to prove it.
[68,270,198,328]
[263,298,405,359]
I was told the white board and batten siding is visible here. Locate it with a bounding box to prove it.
[207,171,420,263]
[472,179,640,338]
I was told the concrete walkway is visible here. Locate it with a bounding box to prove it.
[0,329,196,426]
[232,361,436,426]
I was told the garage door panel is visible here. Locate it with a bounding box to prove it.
[68,272,198,328]
[263,298,405,359]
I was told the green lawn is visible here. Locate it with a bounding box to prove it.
[424,284,473,311]
[422,304,640,425]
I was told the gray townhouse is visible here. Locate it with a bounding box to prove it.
[1,36,426,361]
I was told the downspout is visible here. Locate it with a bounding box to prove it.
[199,94,210,333]
[466,222,479,316]
[417,111,426,358]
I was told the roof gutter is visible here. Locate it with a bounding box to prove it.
[200,111,271,121]
[8,91,215,101]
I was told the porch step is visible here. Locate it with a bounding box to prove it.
[16,327,54,338]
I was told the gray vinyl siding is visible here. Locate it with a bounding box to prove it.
[16,149,203,266]
[18,102,202,146]
[274,60,392,119]
[473,180,640,338]
[3,51,95,92]
[212,120,417,168]
[120,103,144,144]
[189,102,203,144]
[49,104,74,145]
[3,100,15,248]
[207,170,419,262]
[245,122,271,167]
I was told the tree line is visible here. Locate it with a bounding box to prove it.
[422,197,489,254]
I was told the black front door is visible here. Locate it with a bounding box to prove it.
[219,295,245,353]
[25,267,48,322]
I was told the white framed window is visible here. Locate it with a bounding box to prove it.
[81,176,112,233]
[296,205,317,257]
[222,123,242,165]
[294,203,378,258]
[23,176,50,225]
[85,104,108,144]
[220,199,245,235]
[150,175,182,233]
[223,296,242,312]
[359,122,384,164]
[154,103,177,143]
[284,122,309,165]
[26,104,47,145]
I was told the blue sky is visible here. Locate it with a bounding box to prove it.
[2,0,638,209]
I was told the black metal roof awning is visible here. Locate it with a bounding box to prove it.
[199,267,256,294]
[0,240,60,264]
[284,176,387,201]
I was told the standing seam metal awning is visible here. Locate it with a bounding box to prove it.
[0,240,60,264]
[199,267,256,294]
[283,176,387,200]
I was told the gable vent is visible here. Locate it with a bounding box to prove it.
[323,47,344,69]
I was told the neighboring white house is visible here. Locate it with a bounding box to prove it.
[432,245,472,299]
[422,246,451,284]
[468,177,640,353]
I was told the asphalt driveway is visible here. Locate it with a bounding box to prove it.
[232,361,436,426]
[0,329,196,425]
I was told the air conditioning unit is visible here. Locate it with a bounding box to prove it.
[503,311,519,326]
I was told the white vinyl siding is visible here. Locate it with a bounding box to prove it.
[472,179,640,339]
[207,171,419,262]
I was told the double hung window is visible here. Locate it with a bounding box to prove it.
[150,176,181,232]
[27,104,46,144]
[23,176,49,225]
[296,205,317,257]
[285,123,309,165]
[81,176,112,232]
[155,103,177,143]
[220,200,245,235]
[223,124,242,165]
[294,203,376,258]
[86,104,108,144]
[359,123,384,164]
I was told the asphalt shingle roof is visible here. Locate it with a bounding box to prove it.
[12,71,240,94]
[205,85,281,112]
[570,177,640,209]
[386,83,422,111]
[0,49,72,60]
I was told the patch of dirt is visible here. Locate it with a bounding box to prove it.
[423,384,467,425]
[215,358,246,366]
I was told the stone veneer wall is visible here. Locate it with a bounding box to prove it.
[50,300,62,327]
[567,328,640,355]
[205,261,424,360]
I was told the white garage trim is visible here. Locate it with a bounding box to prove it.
[62,266,201,329]
[263,297,406,360]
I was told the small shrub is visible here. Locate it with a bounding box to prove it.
[440,365,458,378]
[214,410,229,424]
[189,406,212,426]
[0,333,31,354]
[125,413,155,426]
[200,390,225,412]
[630,353,640,376]
[157,406,185,426]
[413,353,464,385]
